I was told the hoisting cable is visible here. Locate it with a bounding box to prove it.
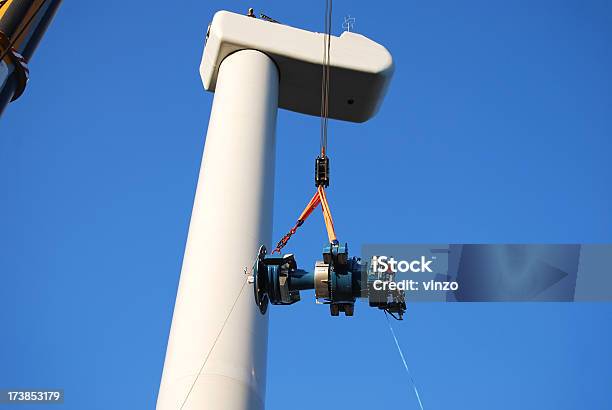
[319,0,332,158]
[384,311,425,410]
[272,0,338,254]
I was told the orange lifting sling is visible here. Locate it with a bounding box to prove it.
[272,185,338,254]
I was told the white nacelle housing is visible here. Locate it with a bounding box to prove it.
[201,10,394,123]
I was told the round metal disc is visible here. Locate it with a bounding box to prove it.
[253,245,269,315]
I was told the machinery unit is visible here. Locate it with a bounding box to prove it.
[252,243,407,319]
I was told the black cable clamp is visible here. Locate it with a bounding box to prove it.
[315,155,330,187]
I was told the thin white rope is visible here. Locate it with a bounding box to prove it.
[179,280,248,409]
[385,311,425,410]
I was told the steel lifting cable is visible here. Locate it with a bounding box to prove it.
[320,0,332,158]
[272,0,337,254]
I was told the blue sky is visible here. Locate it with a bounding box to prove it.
[1,1,611,409]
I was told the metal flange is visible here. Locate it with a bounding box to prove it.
[253,245,269,315]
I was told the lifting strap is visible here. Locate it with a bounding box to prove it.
[317,185,337,244]
[272,186,338,254]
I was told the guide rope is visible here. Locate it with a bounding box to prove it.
[179,279,248,409]
[272,0,339,254]
[385,311,425,410]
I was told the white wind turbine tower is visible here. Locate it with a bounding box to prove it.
[157,10,393,410]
